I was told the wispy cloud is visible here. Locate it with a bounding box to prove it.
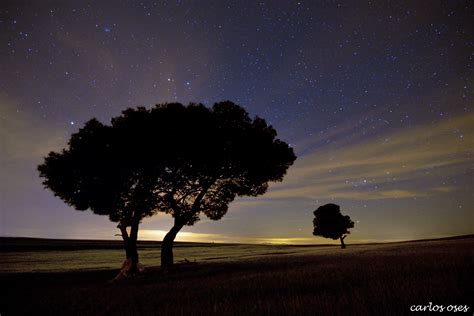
[266,112,473,201]
[0,95,65,164]
[0,95,68,198]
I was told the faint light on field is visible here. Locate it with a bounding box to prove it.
[139,229,226,243]
[255,237,316,245]
[138,230,379,245]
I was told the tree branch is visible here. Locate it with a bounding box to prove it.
[167,187,181,215]
[117,222,130,242]
[190,180,215,214]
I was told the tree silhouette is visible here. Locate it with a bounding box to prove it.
[38,117,155,276]
[150,102,296,266]
[312,204,354,249]
[38,101,296,269]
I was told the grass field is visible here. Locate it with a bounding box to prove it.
[0,237,332,273]
[1,236,473,315]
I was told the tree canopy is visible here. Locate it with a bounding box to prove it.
[38,101,296,267]
[38,117,156,224]
[312,203,354,248]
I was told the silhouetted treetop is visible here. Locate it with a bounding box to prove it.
[313,203,354,248]
[38,101,296,267]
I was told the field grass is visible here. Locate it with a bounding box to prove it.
[1,236,473,315]
[0,237,329,273]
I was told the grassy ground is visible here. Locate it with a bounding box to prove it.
[1,237,473,315]
[0,237,330,273]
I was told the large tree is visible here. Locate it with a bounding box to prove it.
[38,101,296,268]
[148,102,296,266]
[312,204,355,249]
[38,117,156,276]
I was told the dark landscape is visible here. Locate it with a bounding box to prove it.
[1,236,473,315]
[1,1,473,315]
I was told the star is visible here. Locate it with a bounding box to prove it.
[1,0,471,244]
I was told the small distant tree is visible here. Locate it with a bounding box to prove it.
[312,204,354,249]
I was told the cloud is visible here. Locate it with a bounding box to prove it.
[0,95,66,192]
[432,186,457,193]
[0,95,65,163]
[266,112,473,201]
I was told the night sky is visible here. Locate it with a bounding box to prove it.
[1,1,473,244]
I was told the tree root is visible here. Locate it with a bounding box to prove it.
[112,259,145,282]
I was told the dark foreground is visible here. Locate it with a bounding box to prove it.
[1,237,473,315]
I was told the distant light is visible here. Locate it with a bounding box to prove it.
[104,27,111,33]
[70,121,75,125]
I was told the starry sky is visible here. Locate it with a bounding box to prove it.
[1,1,473,244]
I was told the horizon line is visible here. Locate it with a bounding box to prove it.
[1,233,473,246]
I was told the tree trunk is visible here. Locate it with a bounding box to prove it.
[128,219,140,274]
[340,235,346,249]
[118,224,132,258]
[161,221,184,268]
[114,219,142,281]
[161,185,211,268]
